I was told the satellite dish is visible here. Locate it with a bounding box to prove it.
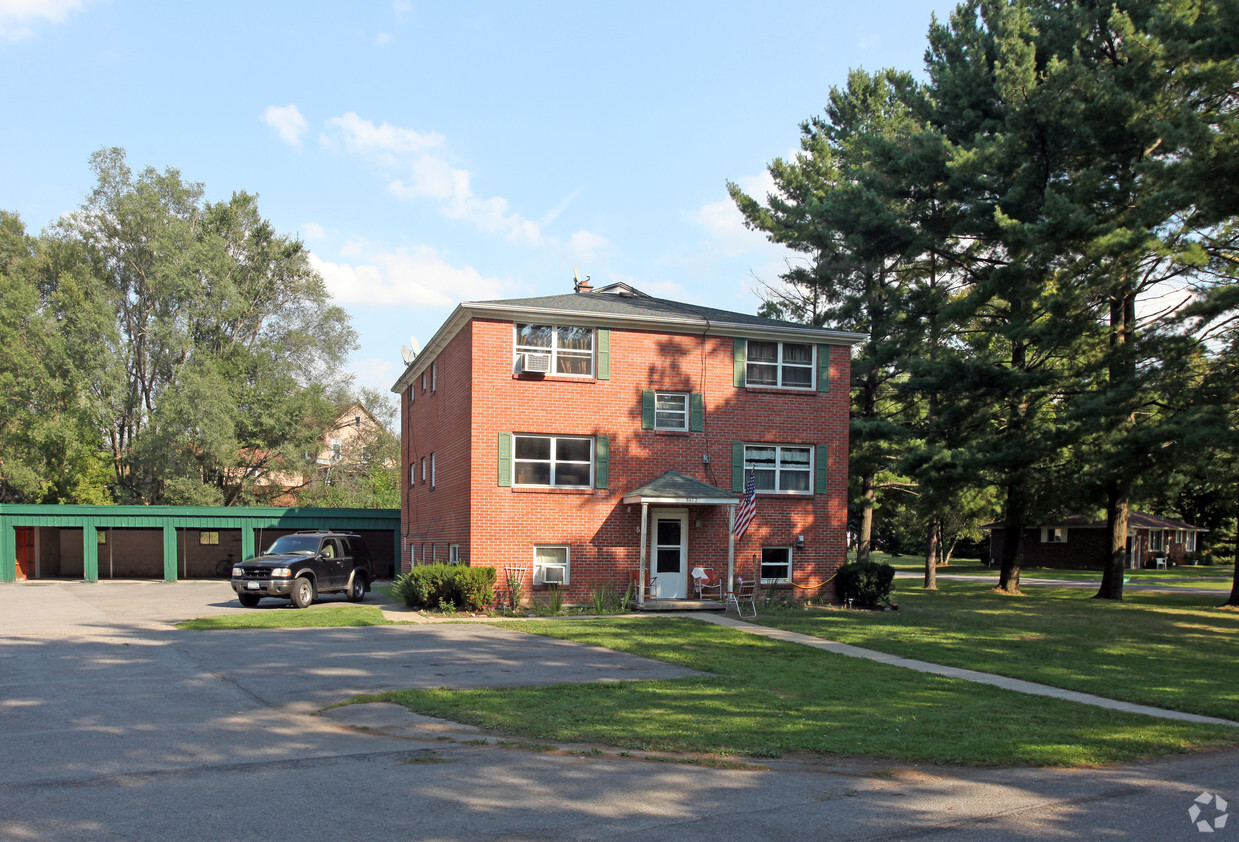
[574,264,582,284]
[401,336,421,366]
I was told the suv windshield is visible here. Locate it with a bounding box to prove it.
[265,535,321,555]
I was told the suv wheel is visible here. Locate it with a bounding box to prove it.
[238,593,261,608]
[290,577,315,609]
[347,575,368,603]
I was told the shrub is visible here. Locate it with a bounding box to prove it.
[837,560,896,609]
[393,564,496,611]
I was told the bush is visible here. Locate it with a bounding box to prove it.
[838,560,896,609]
[393,563,496,611]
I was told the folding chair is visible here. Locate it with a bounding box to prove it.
[628,569,658,601]
[724,577,757,619]
[691,566,722,600]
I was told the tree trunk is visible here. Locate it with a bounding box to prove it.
[857,471,875,564]
[924,517,939,589]
[1096,291,1137,601]
[997,481,1024,594]
[1095,481,1129,600]
[1227,475,1239,607]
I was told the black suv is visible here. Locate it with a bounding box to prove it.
[231,531,374,609]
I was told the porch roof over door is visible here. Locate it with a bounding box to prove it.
[621,470,738,506]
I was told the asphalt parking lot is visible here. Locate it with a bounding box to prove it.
[1,580,1236,840]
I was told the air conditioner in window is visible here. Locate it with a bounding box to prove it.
[520,352,552,374]
[534,563,568,585]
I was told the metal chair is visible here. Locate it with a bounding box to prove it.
[691,566,722,600]
[724,577,757,619]
[628,569,658,601]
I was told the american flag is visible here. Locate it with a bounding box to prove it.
[734,470,757,539]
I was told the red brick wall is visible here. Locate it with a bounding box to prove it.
[401,322,474,572]
[412,316,854,603]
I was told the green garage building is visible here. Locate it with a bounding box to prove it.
[0,505,400,583]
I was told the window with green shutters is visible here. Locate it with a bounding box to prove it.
[497,432,607,489]
[732,339,833,392]
[731,441,827,495]
[641,391,704,431]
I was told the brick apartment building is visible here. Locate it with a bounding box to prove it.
[391,281,863,604]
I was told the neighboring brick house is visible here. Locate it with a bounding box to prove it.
[391,281,863,604]
[987,512,1207,570]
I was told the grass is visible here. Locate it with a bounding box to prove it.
[755,581,1239,721]
[354,616,1238,768]
[177,603,394,630]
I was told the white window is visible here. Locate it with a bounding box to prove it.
[430,452,436,489]
[1041,527,1066,543]
[432,361,437,392]
[655,392,689,431]
[409,464,416,486]
[515,324,594,376]
[533,545,570,585]
[421,373,427,391]
[743,444,812,494]
[747,341,814,389]
[420,457,426,482]
[1149,530,1164,551]
[1186,532,1197,552]
[449,544,460,564]
[760,546,792,583]
[514,435,592,487]
[331,439,342,462]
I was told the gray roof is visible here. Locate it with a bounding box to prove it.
[392,283,865,393]
[474,289,816,332]
[622,470,738,505]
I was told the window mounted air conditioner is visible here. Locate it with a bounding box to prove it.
[521,352,552,374]
[535,564,568,585]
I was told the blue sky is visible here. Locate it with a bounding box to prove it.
[1,0,956,395]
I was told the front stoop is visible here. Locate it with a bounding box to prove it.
[633,599,725,612]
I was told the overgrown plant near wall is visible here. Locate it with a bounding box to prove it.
[838,560,896,609]
[393,564,496,611]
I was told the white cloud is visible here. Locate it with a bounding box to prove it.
[391,0,412,19]
[567,230,610,262]
[0,0,91,41]
[322,111,546,246]
[300,221,326,241]
[688,169,789,258]
[262,104,308,147]
[374,32,391,45]
[310,246,509,308]
[351,356,398,393]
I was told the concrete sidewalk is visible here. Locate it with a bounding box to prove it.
[691,612,1239,728]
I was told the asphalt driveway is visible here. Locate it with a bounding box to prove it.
[2,580,1237,841]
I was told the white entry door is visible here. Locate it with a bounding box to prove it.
[651,509,688,599]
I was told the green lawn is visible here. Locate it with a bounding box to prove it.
[355,616,1238,768]
[177,604,393,630]
[756,582,1239,721]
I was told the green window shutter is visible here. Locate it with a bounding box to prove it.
[595,435,609,489]
[497,432,512,487]
[690,392,704,431]
[817,345,831,393]
[816,444,828,494]
[641,390,655,429]
[733,338,747,388]
[596,328,610,380]
[731,441,745,492]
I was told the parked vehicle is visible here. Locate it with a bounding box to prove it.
[231,531,374,608]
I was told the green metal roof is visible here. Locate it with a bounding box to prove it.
[0,504,398,529]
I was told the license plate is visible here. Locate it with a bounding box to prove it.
[246,582,259,590]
